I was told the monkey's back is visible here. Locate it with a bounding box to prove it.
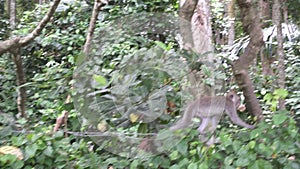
[192,96,227,118]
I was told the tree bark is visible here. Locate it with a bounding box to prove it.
[12,52,26,117]
[191,0,214,59]
[8,0,26,117]
[258,0,271,28]
[178,0,198,50]
[9,0,16,29]
[233,0,264,121]
[227,0,235,46]
[273,0,286,110]
[282,0,288,24]
[179,0,215,97]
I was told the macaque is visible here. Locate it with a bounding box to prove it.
[170,91,255,144]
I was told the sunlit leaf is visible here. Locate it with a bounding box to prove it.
[273,89,288,98]
[155,41,168,51]
[93,74,108,87]
[0,146,24,160]
[97,121,108,132]
[129,113,139,123]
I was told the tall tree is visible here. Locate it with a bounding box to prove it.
[273,0,286,110]
[8,0,26,117]
[232,0,264,121]
[0,0,61,118]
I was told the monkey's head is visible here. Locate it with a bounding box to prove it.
[226,91,246,112]
[227,91,240,107]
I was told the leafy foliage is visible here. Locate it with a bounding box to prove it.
[0,0,299,168]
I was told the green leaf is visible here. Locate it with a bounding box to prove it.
[224,166,235,169]
[170,165,181,169]
[0,154,17,163]
[76,53,86,65]
[235,157,250,167]
[248,141,256,149]
[178,158,189,167]
[25,144,38,158]
[54,131,64,138]
[93,74,107,87]
[176,140,188,155]
[169,151,180,160]
[43,146,53,157]
[272,112,288,125]
[273,89,288,98]
[11,136,27,146]
[232,140,242,152]
[224,155,234,166]
[155,41,168,51]
[130,160,139,169]
[187,163,198,169]
[263,93,272,103]
[250,159,272,169]
[198,162,209,169]
[11,160,24,169]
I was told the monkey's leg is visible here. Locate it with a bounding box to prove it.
[170,107,195,131]
[198,116,219,145]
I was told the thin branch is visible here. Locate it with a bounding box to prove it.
[0,0,61,55]
[83,0,108,54]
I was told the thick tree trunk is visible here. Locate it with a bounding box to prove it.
[191,0,214,60]
[233,0,264,121]
[179,0,215,97]
[258,0,271,28]
[178,0,197,50]
[273,0,286,110]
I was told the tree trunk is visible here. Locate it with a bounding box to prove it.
[9,0,26,117]
[273,0,286,110]
[260,47,274,76]
[178,0,197,50]
[227,0,235,46]
[2,0,61,117]
[259,0,271,28]
[233,0,264,121]
[12,52,27,118]
[191,0,214,60]
[282,0,288,24]
[9,0,16,29]
[179,0,215,98]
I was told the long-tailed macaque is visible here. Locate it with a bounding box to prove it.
[170,91,255,144]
